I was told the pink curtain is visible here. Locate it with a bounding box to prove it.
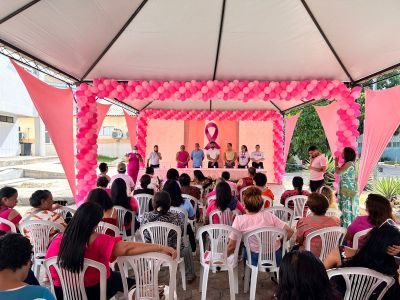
[96,103,111,135]
[11,60,76,196]
[284,113,300,161]
[314,102,339,154]
[358,87,400,192]
[123,111,137,148]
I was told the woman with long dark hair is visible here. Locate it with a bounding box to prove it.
[87,188,118,228]
[46,202,176,300]
[276,250,341,300]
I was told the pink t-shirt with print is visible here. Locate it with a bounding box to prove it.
[206,199,245,224]
[46,233,122,287]
[230,211,286,252]
[310,154,327,181]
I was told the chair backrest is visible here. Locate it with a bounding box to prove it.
[325,208,342,218]
[197,224,242,268]
[54,206,76,220]
[240,185,253,202]
[169,207,188,247]
[140,221,182,257]
[352,228,372,250]
[285,195,308,219]
[0,216,17,233]
[95,221,120,237]
[135,194,153,219]
[209,209,239,226]
[117,252,177,300]
[243,227,288,271]
[182,194,198,212]
[305,226,346,261]
[265,207,294,227]
[44,257,107,300]
[113,206,135,240]
[261,195,273,209]
[19,220,64,256]
[327,267,395,300]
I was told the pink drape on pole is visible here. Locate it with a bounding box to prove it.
[358,87,400,192]
[96,103,111,135]
[11,60,76,196]
[123,111,137,148]
[284,113,300,161]
[314,102,339,154]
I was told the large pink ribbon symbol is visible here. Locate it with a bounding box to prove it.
[204,122,220,149]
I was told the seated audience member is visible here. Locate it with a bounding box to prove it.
[109,162,135,196]
[253,172,274,208]
[193,170,214,199]
[345,193,394,248]
[96,176,111,196]
[227,187,293,265]
[205,178,223,200]
[98,162,111,182]
[179,173,201,200]
[237,167,256,195]
[0,187,21,232]
[134,175,155,196]
[295,193,340,256]
[221,171,238,194]
[324,221,400,300]
[206,181,245,224]
[87,188,118,228]
[163,180,196,252]
[0,233,56,300]
[21,190,66,239]
[318,185,337,209]
[275,251,341,300]
[162,168,180,188]
[141,191,196,282]
[46,202,176,300]
[145,166,160,190]
[280,176,310,205]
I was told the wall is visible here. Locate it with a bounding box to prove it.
[0,120,19,156]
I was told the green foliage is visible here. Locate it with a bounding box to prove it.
[285,155,304,173]
[373,177,400,200]
[97,155,117,163]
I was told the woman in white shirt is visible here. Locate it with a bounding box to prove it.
[237,145,250,168]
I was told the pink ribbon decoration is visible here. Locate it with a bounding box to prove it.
[204,121,221,149]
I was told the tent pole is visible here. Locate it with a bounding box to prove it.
[212,0,226,80]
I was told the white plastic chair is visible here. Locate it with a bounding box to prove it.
[327,267,395,300]
[95,221,120,237]
[240,186,253,202]
[181,195,197,232]
[325,208,342,218]
[209,209,240,226]
[169,207,189,248]
[113,206,135,240]
[54,206,76,220]
[197,224,242,300]
[265,207,294,227]
[117,252,178,300]
[19,220,65,277]
[352,228,372,250]
[0,216,17,232]
[305,226,346,261]
[194,185,206,221]
[261,196,273,210]
[284,195,308,220]
[243,227,288,300]
[135,194,153,221]
[44,257,107,300]
[139,222,186,291]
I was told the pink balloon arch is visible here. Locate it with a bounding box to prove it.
[74,79,361,204]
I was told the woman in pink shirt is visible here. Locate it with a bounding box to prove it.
[176,145,190,168]
[205,181,245,224]
[0,187,21,232]
[227,187,293,266]
[125,146,143,185]
[46,202,176,300]
[345,193,394,247]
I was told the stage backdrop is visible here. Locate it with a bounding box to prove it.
[144,119,275,182]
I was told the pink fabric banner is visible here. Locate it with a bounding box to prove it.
[314,102,340,154]
[96,103,111,135]
[358,87,400,192]
[123,111,137,148]
[11,60,76,196]
[284,113,300,161]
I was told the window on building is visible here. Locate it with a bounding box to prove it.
[99,126,114,137]
[45,130,52,144]
[0,115,14,123]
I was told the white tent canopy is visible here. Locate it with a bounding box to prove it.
[1,0,399,112]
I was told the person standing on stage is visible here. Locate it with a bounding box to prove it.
[191,143,205,168]
[308,145,327,192]
[207,141,220,168]
[147,145,162,168]
[176,145,190,168]
[237,145,250,168]
[251,144,265,169]
[224,143,237,168]
[125,146,143,185]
